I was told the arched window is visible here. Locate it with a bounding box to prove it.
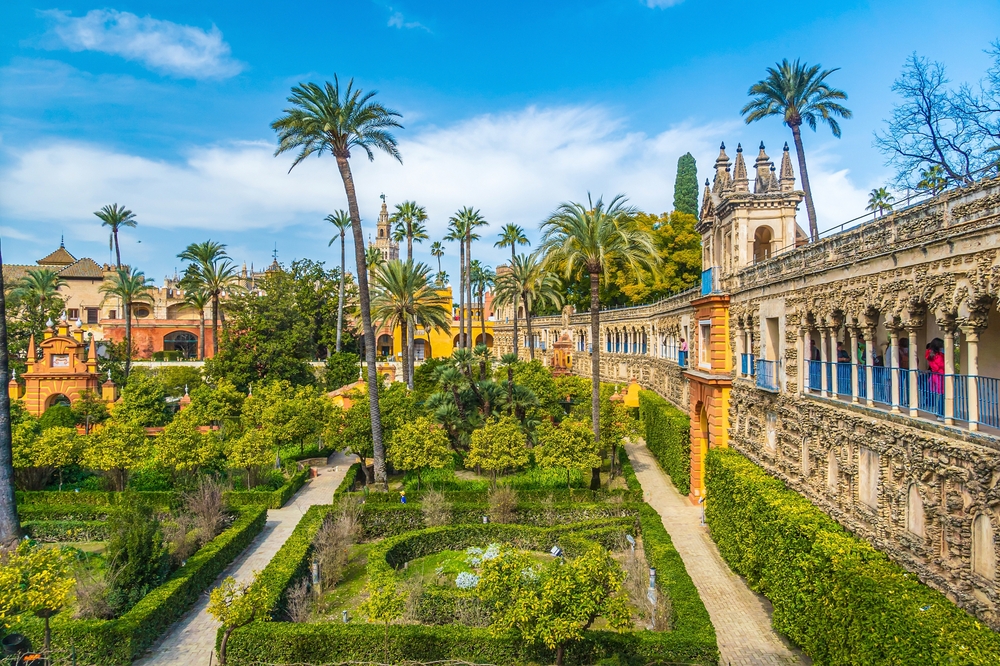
[907,484,925,537]
[973,514,995,579]
[753,226,773,263]
[47,393,71,409]
[377,334,394,357]
[163,331,198,359]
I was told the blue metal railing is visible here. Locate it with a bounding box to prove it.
[898,368,911,408]
[837,363,852,396]
[858,367,868,401]
[678,350,688,368]
[953,374,969,422]
[741,353,755,376]
[872,366,892,406]
[700,267,714,296]
[824,361,835,394]
[756,359,778,391]
[807,360,822,392]
[976,375,1000,429]
[916,370,944,417]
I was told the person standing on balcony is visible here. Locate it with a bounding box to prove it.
[898,338,910,369]
[837,341,850,363]
[927,339,945,417]
[811,339,820,361]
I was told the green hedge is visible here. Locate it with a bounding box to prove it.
[8,506,267,665]
[705,449,1000,665]
[226,468,309,509]
[23,519,108,542]
[17,503,112,521]
[618,446,640,492]
[333,462,361,499]
[638,390,691,495]
[360,487,641,504]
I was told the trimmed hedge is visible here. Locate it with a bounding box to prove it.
[706,448,1000,665]
[23,519,108,542]
[618,446,640,492]
[638,390,691,495]
[15,490,178,511]
[17,503,112,521]
[333,462,361,499]
[8,506,267,665]
[361,487,642,504]
[226,468,309,509]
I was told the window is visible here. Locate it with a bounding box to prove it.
[134,306,151,318]
[859,447,879,509]
[67,308,79,320]
[86,308,99,324]
[699,321,711,368]
[108,310,117,320]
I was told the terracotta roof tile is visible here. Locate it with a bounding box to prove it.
[36,246,77,266]
[58,258,106,279]
[2,265,33,283]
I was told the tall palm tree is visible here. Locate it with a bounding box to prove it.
[493,252,561,362]
[866,187,896,220]
[370,260,451,389]
[365,245,386,284]
[11,268,66,329]
[0,241,23,546]
[430,241,445,275]
[741,59,852,242]
[326,210,353,353]
[177,241,238,357]
[917,165,948,194]
[435,270,448,287]
[100,267,153,380]
[466,212,488,353]
[448,207,485,349]
[93,203,137,268]
[183,288,211,360]
[540,194,657,490]
[272,77,402,489]
[494,223,530,356]
[470,260,495,346]
[444,221,467,349]
[390,201,429,380]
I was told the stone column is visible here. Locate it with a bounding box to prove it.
[905,315,922,418]
[943,325,956,425]
[864,327,875,407]
[963,325,980,431]
[889,327,901,412]
[819,326,829,397]
[736,325,745,375]
[797,326,806,396]
[829,326,840,395]
[850,326,860,403]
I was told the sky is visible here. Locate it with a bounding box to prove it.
[1,0,998,286]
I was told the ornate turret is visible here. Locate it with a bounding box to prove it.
[8,369,22,401]
[732,144,749,192]
[754,142,776,193]
[779,142,796,192]
[712,143,732,194]
[26,335,36,372]
[87,335,98,374]
[102,373,117,403]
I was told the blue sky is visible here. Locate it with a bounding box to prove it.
[1,0,998,285]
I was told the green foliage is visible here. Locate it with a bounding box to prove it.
[501,359,559,418]
[336,381,416,478]
[186,378,245,429]
[479,544,632,661]
[0,540,75,634]
[705,449,1000,665]
[388,417,451,489]
[154,411,220,475]
[412,357,447,404]
[467,417,529,484]
[324,351,360,391]
[138,365,205,398]
[208,571,271,665]
[534,419,601,487]
[638,390,690,496]
[225,428,277,487]
[82,418,152,491]
[72,390,110,429]
[12,422,78,490]
[98,339,133,388]
[105,501,170,616]
[38,404,75,430]
[115,372,171,427]
[673,152,699,217]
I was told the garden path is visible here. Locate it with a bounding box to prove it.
[134,451,352,666]
[624,440,806,666]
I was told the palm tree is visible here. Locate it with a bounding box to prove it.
[741,59,852,242]
[540,194,657,490]
[470,260,495,346]
[183,288,211,360]
[430,241,445,274]
[447,207,486,349]
[100,267,153,380]
[272,77,402,489]
[445,221,466,349]
[94,203,137,268]
[365,245,386,285]
[866,187,896,220]
[11,269,66,328]
[370,260,451,389]
[0,241,23,546]
[493,252,561,362]
[326,210,353,353]
[390,201,429,381]
[494,223,530,356]
[434,270,448,287]
[177,241,238,357]
[917,165,948,194]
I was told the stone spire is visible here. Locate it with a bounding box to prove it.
[26,335,36,371]
[780,142,796,192]
[754,142,776,193]
[712,143,732,194]
[732,143,749,192]
[700,178,712,220]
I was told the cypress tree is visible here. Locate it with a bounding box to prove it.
[673,153,699,218]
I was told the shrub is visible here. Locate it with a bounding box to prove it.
[184,477,227,546]
[313,501,361,588]
[420,489,451,527]
[39,404,75,430]
[324,351,360,391]
[638,390,690,495]
[105,501,170,616]
[705,448,1000,665]
[487,486,517,524]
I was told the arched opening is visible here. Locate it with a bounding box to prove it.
[973,514,996,579]
[132,302,152,318]
[907,484,925,537]
[377,334,394,358]
[474,332,494,348]
[753,226,773,263]
[47,393,71,409]
[163,331,198,359]
[414,338,430,361]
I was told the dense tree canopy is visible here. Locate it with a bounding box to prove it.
[673,153,699,217]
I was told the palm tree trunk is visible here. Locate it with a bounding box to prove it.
[465,234,473,350]
[336,231,345,353]
[480,289,486,344]
[510,247,519,359]
[211,295,220,357]
[336,156,387,490]
[524,291,535,362]
[0,242,22,547]
[114,230,122,268]
[124,303,132,380]
[199,311,206,360]
[790,124,819,242]
[406,230,415,388]
[458,241,465,350]
[589,272,601,491]
[400,317,410,389]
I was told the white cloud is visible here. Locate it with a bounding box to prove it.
[643,0,686,7]
[0,105,873,272]
[39,9,243,79]
[387,10,430,31]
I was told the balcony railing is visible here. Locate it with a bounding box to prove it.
[700,267,715,296]
[741,353,755,376]
[678,350,688,368]
[756,359,778,391]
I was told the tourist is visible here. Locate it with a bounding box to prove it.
[927,339,945,417]
[810,339,820,361]
[836,341,850,363]
[898,338,910,369]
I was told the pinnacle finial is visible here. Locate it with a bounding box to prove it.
[783,142,789,151]
[60,234,65,248]
[736,143,743,152]
[720,142,725,150]
[705,178,710,187]
[759,141,765,150]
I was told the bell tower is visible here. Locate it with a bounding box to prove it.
[372,194,399,262]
